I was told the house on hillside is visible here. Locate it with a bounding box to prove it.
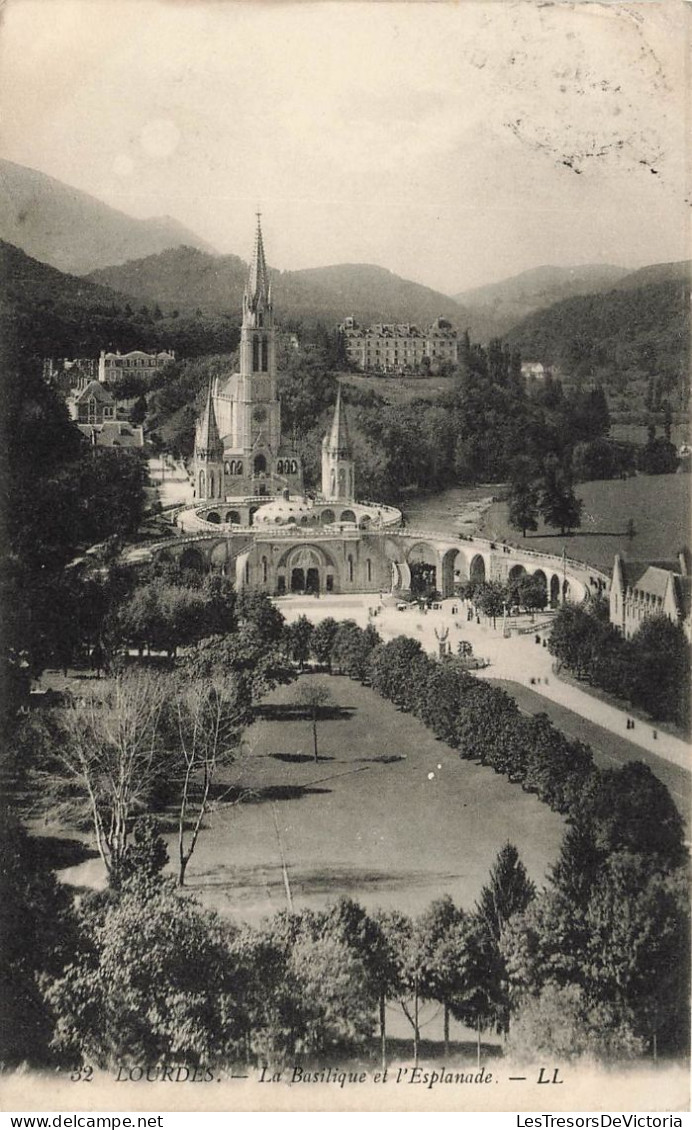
[609,551,691,641]
[67,379,116,424]
[98,348,175,382]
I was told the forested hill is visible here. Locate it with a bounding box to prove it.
[0,241,239,362]
[454,263,629,337]
[87,247,491,338]
[503,264,690,405]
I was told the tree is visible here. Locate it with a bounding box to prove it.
[294,681,332,763]
[311,617,339,672]
[38,672,168,886]
[0,808,79,1065]
[476,843,536,946]
[539,458,583,535]
[285,615,314,670]
[507,457,540,537]
[169,676,250,886]
[44,878,242,1068]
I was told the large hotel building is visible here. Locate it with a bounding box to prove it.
[338,316,459,373]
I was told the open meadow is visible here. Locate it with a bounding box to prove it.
[479,472,690,573]
[58,673,565,925]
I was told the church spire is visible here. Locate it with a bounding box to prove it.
[195,380,222,456]
[327,384,351,456]
[245,213,271,312]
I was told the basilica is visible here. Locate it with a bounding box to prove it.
[188,218,403,595]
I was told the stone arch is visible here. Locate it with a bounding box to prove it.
[226,510,241,525]
[340,509,357,524]
[407,541,439,597]
[249,506,259,525]
[509,563,526,584]
[279,544,337,596]
[236,461,243,475]
[469,554,486,584]
[321,509,335,525]
[533,568,548,595]
[359,515,372,530]
[205,511,220,524]
[254,454,267,475]
[180,547,205,573]
[550,573,560,606]
[441,548,466,598]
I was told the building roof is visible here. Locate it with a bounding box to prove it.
[77,422,144,447]
[72,380,115,404]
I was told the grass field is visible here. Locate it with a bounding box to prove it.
[340,372,456,405]
[479,473,690,573]
[58,674,565,926]
[166,674,563,924]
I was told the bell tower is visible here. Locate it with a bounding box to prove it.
[235,215,282,476]
[322,385,355,501]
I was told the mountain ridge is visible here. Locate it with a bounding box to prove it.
[0,158,214,275]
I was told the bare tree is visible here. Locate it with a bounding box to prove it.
[295,682,332,763]
[171,676,249,887]
[46,672,168,884]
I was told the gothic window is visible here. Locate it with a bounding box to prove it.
[277,460,283,474]
[252,337,260,371]
[290,460,298,474]
[366,559,372,582]
[348,555,354,583]
[262,556,268,583]
[245,561,250,584]
[199,470,205,496]
[209,472,215,497]
[236,462,243,475]
[331,470,336,496]
[254,454,267,474]
[261,338,269,372]
[224,462,231,475]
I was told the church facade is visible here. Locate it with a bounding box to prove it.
[194,218,304,504]
[187,218,403,596]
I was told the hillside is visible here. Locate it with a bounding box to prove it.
[0,159,213,275]
[503,267,690,408]
[88,248,490,336]
[0,241,238,363]
[454,263,629,336]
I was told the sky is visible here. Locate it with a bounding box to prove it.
[0,0,689,294]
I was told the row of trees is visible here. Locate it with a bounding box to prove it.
[548,600,691,728]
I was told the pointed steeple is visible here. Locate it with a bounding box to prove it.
[326,385,351,455]
[196,381,222,456]
[245,213,271,312]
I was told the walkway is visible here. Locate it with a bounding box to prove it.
[278,594,690,774]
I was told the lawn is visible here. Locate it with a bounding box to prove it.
[479,472,690,573]
[340,372,457,406]
[145,674,566,925]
